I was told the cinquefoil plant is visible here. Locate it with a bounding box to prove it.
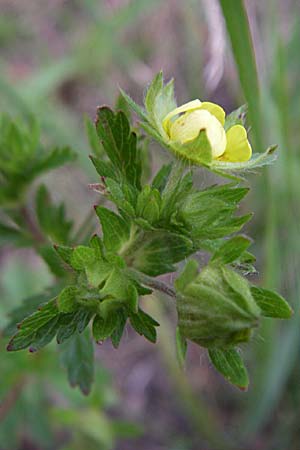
[3,72,292,392]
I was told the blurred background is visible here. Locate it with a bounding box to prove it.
[1,0,300,449]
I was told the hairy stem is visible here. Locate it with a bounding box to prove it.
[127,268,176,299]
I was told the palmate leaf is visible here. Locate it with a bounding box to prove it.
[95,107,142,189]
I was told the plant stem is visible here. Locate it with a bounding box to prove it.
[127,268,176,299]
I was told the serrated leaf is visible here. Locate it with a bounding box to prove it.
[151,164,172,193]
[95,206,130,253]
[89,155,118,180]
[3,289,58,337]
[54,244,74,265]
[84,113,104,157]
[30,146,76,177]
[129,309,159,343]
[60,329,94,395]
[0,222,29,247]
[7,299,59,351]
[111,309,127,348]
[208,347,249,390]
[38,244,67,277]
[211,236,251,264]
[92,313,117,342]
[70,245,96,270]
[96,107,142,188]
[251,286,293,319]
[57,286,79,313]
[105,177,136,217]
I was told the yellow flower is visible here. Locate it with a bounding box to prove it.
[162,100,252,162]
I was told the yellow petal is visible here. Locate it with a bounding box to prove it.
[169,109,227,158]
[220,125,252,162]
[199,102,225,126]
[162,99,202,135]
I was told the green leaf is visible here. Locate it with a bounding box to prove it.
[105,177,136,217]
[36,184,73,244]
[95,206,130,253]
[251,286,293,319]
[130,230,193,276]
[211,236,251,264]
[92,313,117,342]
[84,113,104,157]
[54,244,74,265]
[96,107,142,188]
[111,309,127,348]
[3,289,57,337]
[89,155,118,180]
[151,164,172,193]
[57,286,79,313]
[208,347,249,390]
[70,245,96,270]
[7,299,59,352]
[129,309,159,343]
[30,146,77,178]
[0,222,29,247]
[60,329,94,395]
[38,244,67,277]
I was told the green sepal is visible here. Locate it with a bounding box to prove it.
[170,129,212,166]
[211,235,251,265]
[224,104,247,131]
[176,261,260,348]
[251,286,293,319]
[208,347,249,390]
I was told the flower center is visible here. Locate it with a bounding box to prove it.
[169,109,227,158]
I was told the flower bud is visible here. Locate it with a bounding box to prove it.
[175,260,260,348]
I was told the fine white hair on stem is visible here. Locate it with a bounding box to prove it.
[201,0,226,93]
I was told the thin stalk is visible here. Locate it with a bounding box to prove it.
[127,268,176,299]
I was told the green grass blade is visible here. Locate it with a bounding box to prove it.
[219,0,263,150]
